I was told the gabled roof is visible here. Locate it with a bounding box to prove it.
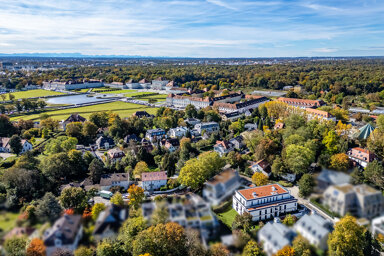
[294,214,331,240]
[139,78,150,83]
[100,173,128,186]
[43,215,82,246]
[94,204,126,235]
[141,171,167,182]
[317,169,350,185]
[64,114,86,123]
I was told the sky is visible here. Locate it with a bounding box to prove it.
[1,0,384,57]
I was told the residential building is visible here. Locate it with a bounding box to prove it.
[185,118,201,126]
[4,227,36,241]
[123,134,140,144]
[62,114,86,130]
[293,214,332,250]
[277,97,325,109]
[107,148,125,163]
[323,184,384,219]
[194,122,219,134]
[372,215,384,238]
[244,123,258,131]
[258,222,296,256]
[145,128,166,142]
[96,136,115,149]
[163,138,180,152]
[214,140,234,156]
[203,168,241,206]
[305,108,336,122]
[43,214,83,256]
[274,122,285,130]
[213,97,270,113]
[233,184,298,221]
[93,204,127,241]
[100,173,130,190]
[347,147,375,167]
[141,171,167,191]
[316,169,351,190]
[222,111,243,121]
[0,138,32,154]
[249,159,271,177]
[168,126,189,138]
[141,194,218,240]
[229,135,245,150]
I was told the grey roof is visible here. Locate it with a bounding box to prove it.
[258,222,296,251]
[294,214,331,241]
[43,215,82,247]
[93,204,126,235]
[96,136,115,147]
[100,173,128,186]
[317,169,350,185]
[356,123,375,140]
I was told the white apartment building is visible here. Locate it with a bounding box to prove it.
[233,184,297,221]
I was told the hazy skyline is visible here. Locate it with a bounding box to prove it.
[1,0,384,57]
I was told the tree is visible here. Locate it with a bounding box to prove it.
[4,236,27,256]
[364,160,384,188]
[88,158,104,184]
[128,184,145,209]
[9,135,22,155]
[330,153,350,171]
[40,118,59,131]
[134,161,149,178]
[185,104,197,118]
[271,156,286,176]
[132,222,188,256]
[36,192,63,223]
[322,130,339,155]
[151,201,169,225]
[276,246,295,256]
[209,243,230,256]
[232,212,252,232]
[282,214,297,226]
[292,235,311,256]
[252,172,268,186]
[118,215,147,253]
[39,152,72,185]
[178,151,225,189]
[96,240,124,256]
[26,238,46,256]
[89,111,109,128]
[242,240,265,256]
[110,192,124,206]
[82,121,98,138]
[65,122,83,140]
[0,114,16,136]
[59,187,87,213]
[285,144,315,174]
[264,101,289,119]
[91,203,106,221]
[328,216,366,256]
[350,167,365,185]
[74,247,94,256]
[298,174,315,197]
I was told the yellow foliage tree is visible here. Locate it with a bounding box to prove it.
[128,184,145,209]
[251,172,268,186]
[134,161,149,178]
[330,153,350,171]
[26,238,46,256]
[276,245,295,256]
[264,101,289,120]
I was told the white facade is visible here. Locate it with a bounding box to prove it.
[194,122,219,134]
[372,215,384,238]
[142,179,167,191]
[258,222,296,256]
[233,184,297,221]
[169,126,189,138]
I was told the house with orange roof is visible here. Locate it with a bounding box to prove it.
[232,184,297,221]
[277,97,325,109]
[347,147,375,167]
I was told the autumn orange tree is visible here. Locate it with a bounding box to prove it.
[276,245,295,256]
[128,184,145,209]
[330,153,350,171]
[26,238,46,256]
[252,172,268,186]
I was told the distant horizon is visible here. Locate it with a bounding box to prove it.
[1,0,384,57]
[1,52,384,59]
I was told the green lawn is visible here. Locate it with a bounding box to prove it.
[124,92,158,97]
[0,211,19,233]
[216,207,238,229]
[101,89,136,94]
[137,94,167,102]
[10,101,158,121]
[5,89,65,100]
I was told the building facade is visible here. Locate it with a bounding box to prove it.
[233,184,298,221]
[347,147,375,167]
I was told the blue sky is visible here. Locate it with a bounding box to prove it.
[1,0,384,57]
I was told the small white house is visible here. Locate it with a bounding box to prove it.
[0,138,32,154]
[168,126,189,138]
[258,222,296,256]
[141,171,167,191]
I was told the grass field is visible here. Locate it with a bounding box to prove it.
[216,207,238,229]
[138,94,167,102]
[4,89,65,100]
[124,92,157,97]
[0,211,19,233]
[10,101,158,121]
[101,89,136,94]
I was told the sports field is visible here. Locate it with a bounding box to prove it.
[10,101,158,121]
[3,89,65,100]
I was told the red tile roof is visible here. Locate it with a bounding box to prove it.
[238,184,288,200]
[141,171,167,182]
